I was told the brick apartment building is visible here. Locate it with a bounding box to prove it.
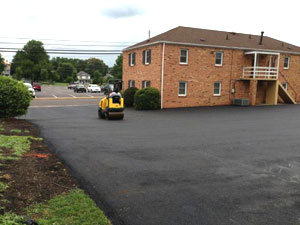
[122,26,300,108]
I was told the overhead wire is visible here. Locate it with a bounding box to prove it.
[0,37,131,56]
[0,47,122,52]
[0,41,130,47]
[0,37,136,44]
[0,50,122,55]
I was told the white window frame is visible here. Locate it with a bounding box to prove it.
[178,81,187,96]
[283,82,288,90]
[284,56,290,69]
[145,50,151,65]
[213,82,222,96]
[180,49,189,64]
[129,53,134,66]
[129,80,135,88]
[142,80,151,88]
[215,52,223,66]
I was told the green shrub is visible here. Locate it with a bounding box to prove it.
[0,76,31,118]
[123,87,138,107]
[134,87,160,110]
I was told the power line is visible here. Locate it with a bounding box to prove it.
[0,37,136,44]
[0,47,122,52]
[0,50,122,55]
[0,41,131,47]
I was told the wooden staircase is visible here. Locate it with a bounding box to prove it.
[278,82,297,104]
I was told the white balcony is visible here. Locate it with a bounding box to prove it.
[242,66,278,79]
[242,51,280,80]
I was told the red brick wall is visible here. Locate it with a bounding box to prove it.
[123,43,300,108]
[161,45,255,108]
[278,55,300,101]
[122,44,162,91]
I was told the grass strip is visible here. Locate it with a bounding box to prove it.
[10,129,22,133]
[0,123,4,132]
[0,212,26,224]
[0,135,42,161]
[26,189,112,225]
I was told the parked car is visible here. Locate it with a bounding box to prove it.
[87,84,101,93]
[68,83,77,89]
[74,84,86,93]
[24,83,36,98]
[33,83,41,92]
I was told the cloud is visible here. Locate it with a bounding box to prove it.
[102,5,143,19]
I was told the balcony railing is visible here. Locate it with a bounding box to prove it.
[242,67,278,79]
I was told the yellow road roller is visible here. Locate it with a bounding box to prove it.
[98,93,124,120]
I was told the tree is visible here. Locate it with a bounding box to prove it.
[23,40,49,64]
[0,54,5,74]
[57,62,77,82]
[50,57,87,73]
[40,69,49,81]
[85,58,108,78]
[48,70,60,83]
[93,71,101,84]
[11,40,49,82]
[11,51,26,75]
[13,67,24,80]
[110,55,122,79]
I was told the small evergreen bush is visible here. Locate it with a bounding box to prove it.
[134,87,160,110]
[0,76,32,118]
[123,87,138,107]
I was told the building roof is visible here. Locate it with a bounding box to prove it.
[125,26,300,54]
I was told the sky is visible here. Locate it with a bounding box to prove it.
[1,0,300,67]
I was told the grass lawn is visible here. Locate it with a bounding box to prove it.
[27,189,112,225]
[0,119,111,225]
[1,190,111,225]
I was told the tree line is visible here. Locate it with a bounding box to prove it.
[1,40,122,83]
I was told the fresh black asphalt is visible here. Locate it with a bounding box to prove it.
[25,104,300,225]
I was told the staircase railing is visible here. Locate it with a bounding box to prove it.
[279,71,298,101]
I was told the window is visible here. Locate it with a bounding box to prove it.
[128,53,136,66]
[142,80,151,88]
[143,49,151,64]
[180,49,188,64]
[283,82,288,90]
[215,52,223,66]
[213,82,222,96]
[178,81,187,96]
[128,80,135,88]
[284,56,290,69]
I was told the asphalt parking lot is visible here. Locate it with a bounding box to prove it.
[24,104,300,225]
[35,85,103,99]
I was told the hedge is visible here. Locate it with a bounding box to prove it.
[0,76,32,118]
[134,87,160,110]
[123,87,138,107]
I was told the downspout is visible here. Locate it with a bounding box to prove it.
[230,50,234,102]
[161,42,165,109]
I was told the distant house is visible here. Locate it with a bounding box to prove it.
[77,71,91,84]
[2,60,11,76]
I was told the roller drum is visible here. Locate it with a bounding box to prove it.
[107,112,124,120]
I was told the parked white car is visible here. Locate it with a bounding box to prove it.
[24,83,36,98]
[87,84,101,93]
